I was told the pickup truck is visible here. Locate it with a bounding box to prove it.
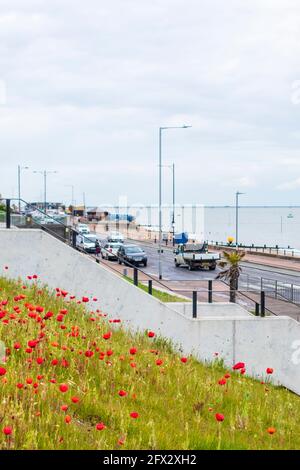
[174,243,220,271]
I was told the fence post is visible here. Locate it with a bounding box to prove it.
[275,280,278,299]
[255,302,260,316]
[148,280,153,295]
[260,291,265,317]
[208,280,212,303]
[192,291,197,318]
[6,199,11,229]
[133,268,138,286]
[291,284,294,302]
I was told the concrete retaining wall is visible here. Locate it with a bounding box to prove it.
[167,302,251,318]
[1,229,300,395]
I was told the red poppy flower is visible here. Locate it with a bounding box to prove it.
[96,422,106,431]
[36,306,44,313]
[36,357,44,365]
[156,359,163,366]
[130,412,139,419]
[26,378,33,384]
[56,314,64,322]
[118,390,127,397]
[106,349,113,357]
[103,332,112,340]
[130,347,137,355]
[0,367,6,376]
[16,383,24,389]
[267,427,276,435]
[65,415,72,424]
[218,378,227,386]
[85,350,94,358]
[266,368,274,375]
[233,362,245,370]
[61,405,68,412]
[71,396,79,404]
[148,331,155,338]
[215,413,225,422]
[51,359,59,366]
[59,383,69,393]
[3,426,12,436]
[180,357,188,363]
[82,297,89,303]
[28,340,38,348]
[240,368,246,375]
[130,362,136,368]
[224,373,231,379]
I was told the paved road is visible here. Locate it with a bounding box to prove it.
[95,233,300,303]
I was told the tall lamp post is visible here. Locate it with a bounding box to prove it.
[158,126,191,280]
[235,191,245,249]
[161,163,176,246]
[33,170,58,212]
[18,165,29,212]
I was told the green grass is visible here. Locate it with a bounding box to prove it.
[0,276,299,450]
[124,276,188,303]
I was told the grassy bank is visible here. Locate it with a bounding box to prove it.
[124,275,187,302]
[0,275,299,450]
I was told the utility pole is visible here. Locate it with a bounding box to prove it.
[158,125,191,280]
[18,165,29,212]
[33,170,58,212]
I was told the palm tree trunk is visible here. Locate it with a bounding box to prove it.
[230,278,236,303]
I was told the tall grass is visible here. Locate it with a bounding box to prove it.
[0,276,299,450]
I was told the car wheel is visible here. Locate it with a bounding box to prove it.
[143,261,147,267]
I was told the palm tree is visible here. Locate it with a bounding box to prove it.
[216,251,245,302]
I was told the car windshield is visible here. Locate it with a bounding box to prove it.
[125,246,143,254]
[84,236,97,242]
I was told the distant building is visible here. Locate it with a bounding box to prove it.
[86,207,109,221]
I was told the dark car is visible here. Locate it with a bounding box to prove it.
[117,244,147,267]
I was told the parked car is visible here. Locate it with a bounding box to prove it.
[76,233,98,253]
[117,244,147,267]
[107,231,124,243]
[77,223,90,234]
[101,242,122,261]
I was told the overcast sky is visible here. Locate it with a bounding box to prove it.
[1,0,300,207]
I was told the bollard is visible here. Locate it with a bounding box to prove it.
[72,229,77,248]
[260,291,265,317]
[192,291,197,318]
[255,303,260,316]
[148,280,153,295]
[208,280,212,303]
[133,268,138,286]
[6,199,11,229]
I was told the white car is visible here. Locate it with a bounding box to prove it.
[107,231,124,243]
[77,223,90,234]
[76,233,98,253]
[102,242,123,260]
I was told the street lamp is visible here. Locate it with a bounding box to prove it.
[235,191,245,249]
[18,165,29,212]
[161,163,176,246]
[158,125,191,280]
[33,170,58,212]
